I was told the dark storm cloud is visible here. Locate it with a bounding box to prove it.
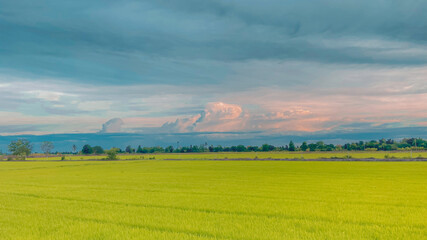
[1,0,427,84]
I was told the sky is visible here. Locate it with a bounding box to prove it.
[1,0,427,142]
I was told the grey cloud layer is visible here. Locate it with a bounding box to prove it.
[1,0,427,84]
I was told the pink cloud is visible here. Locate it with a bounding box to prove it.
[218,83,427,132]
[161,102,248,132]
[160,102,335,133]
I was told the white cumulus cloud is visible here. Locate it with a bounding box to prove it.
[99,118,124,133]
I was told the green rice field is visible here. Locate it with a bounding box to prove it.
[0,160,425,239]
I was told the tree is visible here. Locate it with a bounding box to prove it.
[105,148,119,160]
[82,144,93,154]
[289,141,296,151]
[8,139,32,160]
[136,145,143,153]
[308,143,317,152]
[247,146,259,152]
[301,142,308,151]
[261,144,274,152]
[165,145,174,153]
[236,145,247,152]
[125,145,133,153]
[316,141,325,151]
[92,146,104,154]
[41,141,54,155]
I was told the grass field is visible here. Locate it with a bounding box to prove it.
[24,150,427,161]
[0,160,425,239]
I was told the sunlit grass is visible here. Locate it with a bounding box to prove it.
[0,160,425,239]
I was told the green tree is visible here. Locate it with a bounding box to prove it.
[105,148,119,160]
[8,139,32,160]
[136,145,143,153]
[289,141,296,151]
[82,144,93,154]
[125,145,133,153]
[308,143,317,151]
[92,146,104,154]
[165,146,174,153]
[300,142,308,151]
[41,141,54,155]
[261,144,274,152]
[316,141,325,151]
[236,145,247,152]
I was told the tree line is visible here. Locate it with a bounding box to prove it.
[81,138,427,154]
[4,138,427,160]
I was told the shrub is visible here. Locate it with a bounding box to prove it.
[365,148,378,151]
[105,149,118,160]
[385,154,397,159]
